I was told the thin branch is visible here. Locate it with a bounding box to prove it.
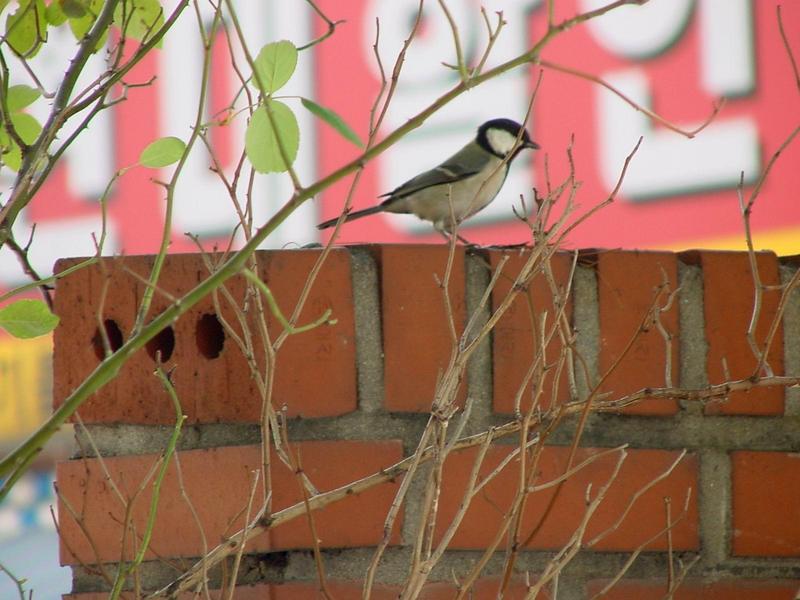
[109,365,186,599]
[242,269,336,334]
[0,561,27,600]
[540,59,723,139]
[4,233,53,309]
[298,0,344,51]
[438,0,468,82]
[588,489,693,599]
[471,9,506,77]
[777,5,800,94]
[224,469,260,600]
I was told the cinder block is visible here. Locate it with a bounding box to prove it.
[732,451,800,556]
[57,441,403,565]
[597,251,680,415]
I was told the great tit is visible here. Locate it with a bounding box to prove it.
[317,118,539,235]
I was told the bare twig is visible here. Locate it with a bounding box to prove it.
[109,364,186,599]
[224,469,260,600]
[298,0,344,51]
[777,5,800,94]
[540,59,723,139]
[438,0,468,81]
[0,561,28,600]
[4,233,53,309]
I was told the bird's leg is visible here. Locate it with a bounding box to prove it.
[436,223,473,246]
[455,232,473,245]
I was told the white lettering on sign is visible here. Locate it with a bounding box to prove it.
[598,70,759,198]
[584,0,759,199]
[698,0,754,97]
[581,0,695,59]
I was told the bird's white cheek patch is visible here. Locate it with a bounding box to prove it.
[487,128,519,155]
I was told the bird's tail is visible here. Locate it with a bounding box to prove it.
[317,205,384,230]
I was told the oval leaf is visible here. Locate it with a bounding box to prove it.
[253,40,297,93]
[10,112,42,144]
[301,98,363,148]
[0,299,59,339]
[8,84,40,111]
[0,128,22,171]
[114,0,164,45]
[139,136,186,167]
[46,0,68,25]
[68,0,107,51]
[6,0,47,57]
[245,100,299,173]
[60,0,87,18]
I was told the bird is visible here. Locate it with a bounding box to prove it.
[317,118,539,237]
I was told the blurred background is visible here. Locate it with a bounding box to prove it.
[1,0,798,597]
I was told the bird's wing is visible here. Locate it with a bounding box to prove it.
[379,142,485,201]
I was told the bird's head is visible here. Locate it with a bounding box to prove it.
[477,118,539,160]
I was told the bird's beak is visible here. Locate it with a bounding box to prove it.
[524,140,540,150]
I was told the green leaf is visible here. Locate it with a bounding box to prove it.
[60,0,87,18]
[301,98,363,148]
[68,0,106,51]
[0,128,22,171]
[0,299,59,339]
[45,0,67,25]
[7,84,40,111]
[139,136,186,167]
[114,0,164,45]
[5,0,47,57]
[253,40,297,94]
[245,100,299,173]
[10,112,41,144]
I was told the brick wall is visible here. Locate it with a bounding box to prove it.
[52,246,800,599]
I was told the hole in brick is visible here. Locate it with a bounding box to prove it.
[196,313,224,359]
[145,326,175,362]
[92,319,124,361]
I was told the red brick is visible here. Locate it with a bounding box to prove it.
[63,583,400,600]
[376,245,466,412]
[265,580,526,599]
[597,251,680,415]
[489,249,574,414]
[53,255,191,424]
[732,451,800,556]
[57,441,403,565]
[64,579,528,599]
[53,250,357,423]
[698,251,784,415]
[437,446,698,551]
[586,579,800,599]
[253,250,357,420]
